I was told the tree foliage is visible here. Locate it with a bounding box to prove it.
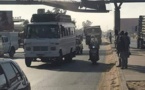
[46,7,67,14]
[82,20,92,28]
[24,20,29,25]
[72,18,76,24]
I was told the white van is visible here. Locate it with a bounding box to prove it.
[24,13,76,67]
[0,32,19,58]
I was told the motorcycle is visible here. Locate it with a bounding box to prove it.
[90,45,99,64]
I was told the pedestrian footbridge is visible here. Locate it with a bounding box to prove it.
[0,0,109,13]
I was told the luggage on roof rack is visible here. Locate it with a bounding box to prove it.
[31,14,72,22]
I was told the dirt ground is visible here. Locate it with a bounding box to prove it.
[97,45,121,90]
[127,81,145,90]
[98,40,145,90]
[98,44,145,90]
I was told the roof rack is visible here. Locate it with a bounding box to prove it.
[31,13,72,22]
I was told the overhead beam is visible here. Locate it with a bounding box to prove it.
[1,0,145,5]
[88,0,145,3]
[71,10,109,13]
[43,1,109,13]
[0,1,42,4]
[0,1,109,12]
[109,0,145,3]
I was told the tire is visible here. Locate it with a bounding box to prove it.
[64,55,69,63]
[69,53,73,61]
[64,53,72,63]
[139,40,143,49]
[25,57,32,67]
[80,49,83,54]
[56,53,63,65]
[53,50,63,65]
[72,51,76,57]
[9,47,15,58]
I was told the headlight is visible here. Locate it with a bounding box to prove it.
[26,47,31,51]
[92,46,95,48]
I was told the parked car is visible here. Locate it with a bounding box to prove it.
[0,59,31,90]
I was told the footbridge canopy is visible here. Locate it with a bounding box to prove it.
[0,0,110,13]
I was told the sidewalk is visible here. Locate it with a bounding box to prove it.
[113,44,145,90]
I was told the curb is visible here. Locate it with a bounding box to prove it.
[113,51,129,90]
[97,41,114,90]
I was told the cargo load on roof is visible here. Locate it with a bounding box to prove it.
[84,25,102,45]
[31,14,72,22]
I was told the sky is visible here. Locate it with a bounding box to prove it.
[0,2,145,31]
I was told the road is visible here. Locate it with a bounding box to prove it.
[130,38,137,48]
[6,40,112,90]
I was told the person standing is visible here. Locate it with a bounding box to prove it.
[116,31,128,69]
[109,32,112,44]
[124,32,131,68]
[116,32,122,67]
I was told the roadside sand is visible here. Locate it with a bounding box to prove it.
[127,81,145,90]
[97,45,121,90]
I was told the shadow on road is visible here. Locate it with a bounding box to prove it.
[81,48,113,56]
[128,65,145,74]
[30,59,115,73]
[2,52,24,59]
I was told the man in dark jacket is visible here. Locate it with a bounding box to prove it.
[116,32,122,67]
[124,32,130,68]
[117,31,129,69]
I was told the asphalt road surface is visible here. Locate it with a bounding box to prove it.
[130,38,137,48]
[6,40,112,90]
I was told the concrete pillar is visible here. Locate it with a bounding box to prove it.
[114,2,123,36]
[114,7,120,35]
[114,1,123,48]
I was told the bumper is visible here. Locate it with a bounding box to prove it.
[25,51,59,58]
